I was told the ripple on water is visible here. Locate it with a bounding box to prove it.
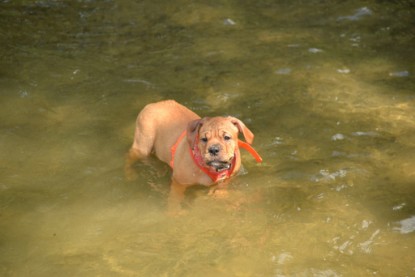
[393,216,415,234]
[337,7,373,21]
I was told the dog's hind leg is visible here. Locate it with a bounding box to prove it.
[125,112,157,180]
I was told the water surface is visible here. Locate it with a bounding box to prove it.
[1,1,414,276]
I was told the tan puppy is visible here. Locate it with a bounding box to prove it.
[125,100,261,211]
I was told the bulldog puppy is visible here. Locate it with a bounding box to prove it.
[125,100,261,212]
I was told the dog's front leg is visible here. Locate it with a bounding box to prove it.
[208,179,230,198]
[167,179,187,215]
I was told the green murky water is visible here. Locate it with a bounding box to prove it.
[1,1,414,276]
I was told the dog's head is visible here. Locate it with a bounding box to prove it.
[187,116,254,172]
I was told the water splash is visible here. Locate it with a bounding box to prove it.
[338,7,373,21]
[393,216,415,234]
[275,68,292,75]
[312,169,348,182]
[308,48,323,53]
[389,71,410,77]
[224,18,236,25]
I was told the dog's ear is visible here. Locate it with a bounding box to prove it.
[187,118,205,149]
[229,117,254,144]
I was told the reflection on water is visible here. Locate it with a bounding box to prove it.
[1,0,414,276]
[394,216,415,234]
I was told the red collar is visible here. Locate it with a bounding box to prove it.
[170,131,262,182]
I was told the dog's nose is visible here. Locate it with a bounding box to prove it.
[208,145,221,156]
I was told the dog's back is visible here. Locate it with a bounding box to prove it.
[131,100,199,164]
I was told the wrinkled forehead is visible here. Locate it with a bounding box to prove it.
[199,117,238,134]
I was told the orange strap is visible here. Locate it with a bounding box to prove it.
[170,130,187,168]
[238,140,263,163]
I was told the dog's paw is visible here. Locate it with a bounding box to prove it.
[208,188,229,199]
[124,166,138,181]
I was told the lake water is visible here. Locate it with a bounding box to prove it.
[1,1,414,276]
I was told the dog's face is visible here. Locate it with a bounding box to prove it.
[187,116,254,172]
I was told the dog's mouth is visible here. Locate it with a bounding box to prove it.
[207,160,232,172]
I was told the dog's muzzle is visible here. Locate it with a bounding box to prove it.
[207,160,232,172]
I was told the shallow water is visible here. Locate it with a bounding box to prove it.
[1,1,414,276]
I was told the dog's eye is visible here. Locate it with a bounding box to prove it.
[224,135,231,141]
[201,137,208,143]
